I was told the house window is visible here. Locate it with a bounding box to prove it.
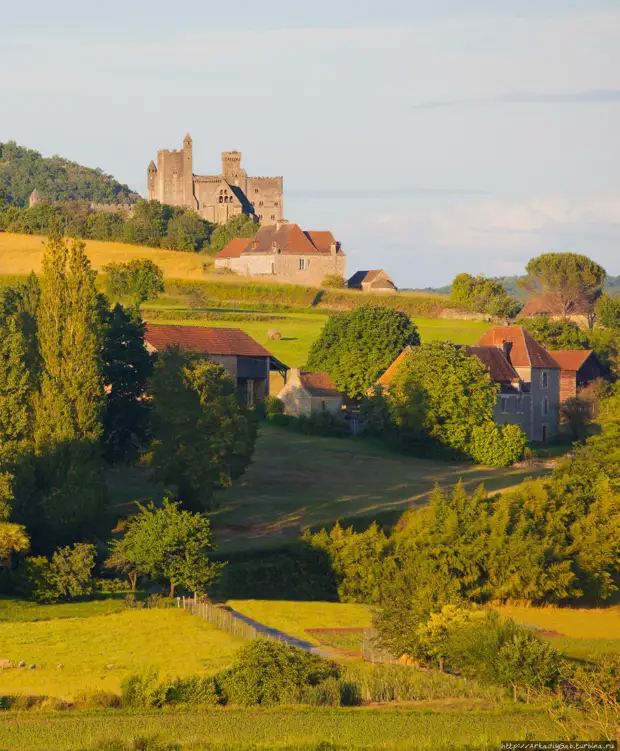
[542,396,549,416]
[500,396,509,414]
[298,259,306,270]
[516,396,523,413]
[541,424,548,442]
[541,370,549,389]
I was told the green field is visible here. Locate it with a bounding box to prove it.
[0,706,559,751]
[210,426,549,549]
[0,608,243,699]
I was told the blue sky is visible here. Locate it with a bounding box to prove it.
[1,0,619,286]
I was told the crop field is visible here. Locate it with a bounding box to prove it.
[0,706,559,751]
[497,604,620,660]
[0,608,243,699]
[226,600,372,644]
[0,232,209,278]
[210,426,550,549]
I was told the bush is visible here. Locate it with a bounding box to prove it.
[219,638,340,706]
[468,423,527,466]
[94,577,128,593]
[120,667,161,708]
[262,395,285,419]
[25,543,96,603]
[322,274,346,289]
[73,690,122,709]
[154,675,221,707]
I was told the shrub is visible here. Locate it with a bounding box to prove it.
[73,690,122,709]
[94,577,128,593]
[322,274,346,289]
[25,543,96,603]
[154,675,221,707]
[219,638,340,706]
[262,395,285,419]
[468,423,527,467]
[120,667,161,708]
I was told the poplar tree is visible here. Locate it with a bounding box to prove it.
[31,233,108,548]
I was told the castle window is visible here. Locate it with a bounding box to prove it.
[298,259,306,271]
[220,190,223,195]
[219,196,223,203]
[274,201,279,207]
[271,215,276,220]
[255,188,259,194]
[259,201,263,207]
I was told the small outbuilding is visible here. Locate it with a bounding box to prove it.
[278,368,343,417]
[347,269,397,293]
[549,350,605,402]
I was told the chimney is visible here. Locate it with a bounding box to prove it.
[330,241,338,257]
[289,367,301,384]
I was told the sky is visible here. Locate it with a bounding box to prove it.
[1,0,619,287]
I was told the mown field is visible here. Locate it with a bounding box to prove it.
[209,426,550,549]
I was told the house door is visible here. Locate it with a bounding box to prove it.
[246,379,255,407]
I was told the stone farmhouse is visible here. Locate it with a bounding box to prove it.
[147,134,283,226]
[516,295,591,328]
[377,326,605,442]
[144,323,288,408]
[277,368,344,417]
[348,270,397,293]
[215,220,346,286]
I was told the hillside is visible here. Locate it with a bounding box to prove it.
[0,141,138,206]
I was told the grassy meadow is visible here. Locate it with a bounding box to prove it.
[0,705,559,751]
[0,608,243,699]
[209,425,550,549]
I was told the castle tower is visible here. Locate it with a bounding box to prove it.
[183,133,197,209]
[222,151,247,191]
[147,161,157,201]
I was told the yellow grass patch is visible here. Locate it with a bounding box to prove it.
[497,604,620,639]
[0,609,243,700]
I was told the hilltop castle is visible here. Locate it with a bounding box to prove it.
[147,134,283,225]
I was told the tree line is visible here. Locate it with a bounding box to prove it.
[0,197,258,254]
[0,230,256,599]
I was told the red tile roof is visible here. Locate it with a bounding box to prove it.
[216,223,341,258]
[375,347,413,387]
[145,323,273,358]
[476,326,560,369]
[550,350,594,372]
[465,346,520,383]
[216,238,250,258]
[516,295,590,319]
[299,371,341,397]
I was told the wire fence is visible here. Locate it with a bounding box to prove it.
[180,598,265,641]
[361,628,400,664]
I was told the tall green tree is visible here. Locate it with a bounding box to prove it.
[30,234,108,549]
[163,211,213,252]
[596,293,620,331]
[520,315,590,350]
[307,306,420,399]
[524,252,606,325]
[207,214,257,254]
[101,303,153,463]
[147,349,256,511]
[103,259,164,308]
[451,273,520,318]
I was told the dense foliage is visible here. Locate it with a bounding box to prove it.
[0,197,258,255]
[520,315,590,350]
[450,273,520,318]
[25,543,96,602]
[104,259,164,307]
[306,306,420,398]
[146,349,257,511]
[0,141,137,206]
[367,343,527,466]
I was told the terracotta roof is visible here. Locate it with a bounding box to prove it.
[216,238,251,258]
[550,350,595,372]
[218,223,341,258]
[376,347,413,387]
[299,371,341,397]
[348,270,391,287]
[516,295,589,319]
[465,346,520,384]
[145,323,273,358]
[476,326,560,369]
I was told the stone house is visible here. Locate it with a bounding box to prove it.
[144,323,288,407]
[215,220,346,286]
[147,134,283,225]
[277,368,344,417]
[550,350,604,403]
[348,270,397,293]
[376,326,567,442]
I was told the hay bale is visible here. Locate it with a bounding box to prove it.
[267,329,282,341]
